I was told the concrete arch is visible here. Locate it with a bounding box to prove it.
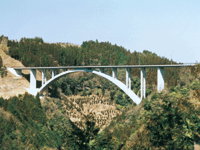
[38,69,141,105]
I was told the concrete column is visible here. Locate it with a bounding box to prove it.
[141,68,146,99]
[112,68,117,79]
[54,69,57,76]
[128,68,131,90]
[140,69,143,100]
[42,69,44,86]
[157,67,164,92]
[52,69,55,78]
[44,69,47,83]
[126,68,129,88]
[30,69,36,90]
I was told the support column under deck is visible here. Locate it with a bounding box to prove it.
[157,67,164,92]
[126,68,128,88]
[128,68,131,90]
[52,69,55,78]
[30,69,36,90]
[54,69,57,76]
[44,69,47,84]
[112,68,117,79]
[126,68,131,89]
[42,70,44,86]
[141,68,146,99]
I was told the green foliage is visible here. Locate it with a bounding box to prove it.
[82,89,87,96]
[0,65,7,78]
[0,94,51,149]
[49,81,60,98]
[93,68,200,149]
[0,56,2,68]
[114,90,133,107]
[8,36,179,87]
[93,106,138,150]
[135,92,199,149]
[0,92,104,149]
[131,76,140,95]
[4,36,199,149]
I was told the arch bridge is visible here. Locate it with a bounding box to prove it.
[8,64,195,105]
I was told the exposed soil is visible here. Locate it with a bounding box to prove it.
[41,93,122,130]
[0,45,42,99]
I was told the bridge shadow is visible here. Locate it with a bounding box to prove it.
[22,73,42,88]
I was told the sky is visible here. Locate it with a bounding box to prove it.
[0,0,200,63]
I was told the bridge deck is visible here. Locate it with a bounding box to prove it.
[12,64,196,70]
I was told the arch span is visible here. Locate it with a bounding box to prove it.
[37,69,141,105]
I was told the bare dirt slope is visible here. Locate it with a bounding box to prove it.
[0,45,41,99]
[42,94,122,131]
[0,45,29,98]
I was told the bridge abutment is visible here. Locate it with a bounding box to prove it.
[16,69,22,76]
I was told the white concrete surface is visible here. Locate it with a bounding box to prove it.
[30,69,36,90]
[157,67,164,92]
[7,68,21,77]
[112,68,117,79]
[141,68,146,99]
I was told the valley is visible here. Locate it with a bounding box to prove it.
[0,35,200,149]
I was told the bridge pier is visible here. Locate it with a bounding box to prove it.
[112,68,117,79]
[129,69,131,90]
[157,67,164,92]
[52,69,57,78]
[126,68,131,89]
[30,69,36,90]
[52,69,54,78]
[41,69,47,86]
[141,68,146,99]
[44,70,47,84]
[42,70,44,86]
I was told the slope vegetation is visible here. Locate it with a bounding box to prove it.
[90,66,200,149]
[1,35,199,149]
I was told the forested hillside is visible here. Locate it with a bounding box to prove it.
[89,65,200,149]
[0,94,100,149]
[1,35,200,149]
[5,35,179,87]
[1,66,200,149]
